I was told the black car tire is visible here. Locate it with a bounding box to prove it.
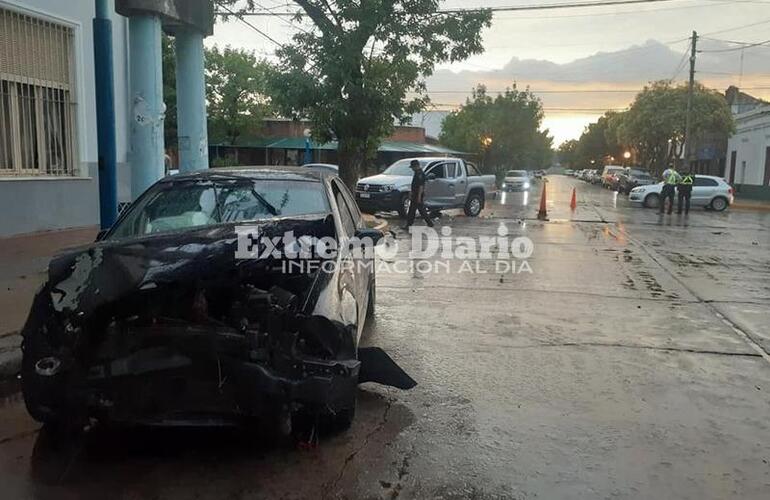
[711,196,728,212]
[366,277,376,321]
[464,191,484,217]
[644,193,660,209]
[398,193,411,218]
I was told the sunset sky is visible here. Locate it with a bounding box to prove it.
[209,0,770,145]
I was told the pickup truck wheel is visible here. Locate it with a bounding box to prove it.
[644,193,660,209]
[398,193,411,218]
[21,333,66,425]
[464,192,483,217]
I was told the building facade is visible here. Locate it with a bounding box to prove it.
[0,0,132,237]
[725,105,770,200]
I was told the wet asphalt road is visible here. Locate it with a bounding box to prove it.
[1,175,769,499]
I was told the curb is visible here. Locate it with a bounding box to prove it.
[0,332,21,381]
[731,202,770,212]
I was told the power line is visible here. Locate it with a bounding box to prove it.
[216,0,682,17]
[699,39,770,53]
[670,39,692,82]
[215,1,284,48]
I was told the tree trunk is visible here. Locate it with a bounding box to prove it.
[337,137,364,190]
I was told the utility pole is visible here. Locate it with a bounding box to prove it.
[683,30,698,170]
[93,0,118,229]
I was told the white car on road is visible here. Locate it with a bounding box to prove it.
[503,170,531,191]
[628,175,734,211]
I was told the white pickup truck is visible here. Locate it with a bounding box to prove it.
[355,157,498,217]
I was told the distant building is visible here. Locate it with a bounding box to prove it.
[0,0,132,237]
[209,119,467,176]
[725,105,770,200]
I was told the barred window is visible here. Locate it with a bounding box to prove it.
[0,7,77,177]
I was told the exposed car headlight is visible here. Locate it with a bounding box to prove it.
[502,183,507,188]
[382,185,395,192]
[523,182,530,188]
[630,187,644,193]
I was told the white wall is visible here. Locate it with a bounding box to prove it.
[0,0,131,237]
[726,107,770,187]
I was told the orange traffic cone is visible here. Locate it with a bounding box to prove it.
[537,183,548,220]
[570,188,577,211]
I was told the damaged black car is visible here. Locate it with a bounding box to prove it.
[21,167,414,435]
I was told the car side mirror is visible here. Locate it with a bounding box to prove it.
[427,173,437,180]
[354,228,384,245]
[95,229,109,242]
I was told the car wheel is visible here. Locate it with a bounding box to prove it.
[398,193,411,218]
[464,192,483,217]
[330,392,357,431]
[710,196,728,212]
[644,193,660,209]
[366,278,376,322]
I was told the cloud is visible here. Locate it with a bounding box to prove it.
[423,39,770,144]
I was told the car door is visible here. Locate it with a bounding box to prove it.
[454,162,469,205]
[424,163,453,207]
[692,177,718,206]
[330,178,368,338]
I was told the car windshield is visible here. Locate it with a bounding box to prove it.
[109,179,330,239]
[507,170,527,177]
[383,159,428,176]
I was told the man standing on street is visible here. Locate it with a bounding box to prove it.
[677,171,694,215]
[660,164,681,215]
[402,160,434,230]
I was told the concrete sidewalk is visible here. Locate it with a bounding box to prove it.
[0,226,97,378]
[732,197,770,211]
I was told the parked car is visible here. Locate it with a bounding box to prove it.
[586,169,601,183]
[616,168,655,194]
[356,157,497,217]
[303,163,339,175]
[21,167,415,433]
[503,170,531,191]
[601,165,626,188]
[533,170,546,179]
[628,175,734,211]
[564,169,575,176]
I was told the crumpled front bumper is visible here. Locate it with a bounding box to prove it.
[82,347,360,424]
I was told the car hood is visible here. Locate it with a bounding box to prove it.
[37,216,337,327]
[504,177,529,182]
[357,174,410,187]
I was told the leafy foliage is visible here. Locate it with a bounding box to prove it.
[573,111,625,168]
[234,0,492,187]
[162,38,272,148]
[206,46,273,145]
[610,81,734,174]
[440,85,553,178]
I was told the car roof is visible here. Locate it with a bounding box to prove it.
[160,166,331,183]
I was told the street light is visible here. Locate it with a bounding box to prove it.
[623,151,631,160]
[481,136,493,148]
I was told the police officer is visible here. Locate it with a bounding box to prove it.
[660,165,681,215]
[402,159,434,230]
[677,171,694,215]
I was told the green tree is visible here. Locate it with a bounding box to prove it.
[610,81,734,174]
[574,111,624,168]
[440,85,553,178]
[206,46,272,145]
[558,139,579,168]
[236,0,491,188]
[162,35,177,149]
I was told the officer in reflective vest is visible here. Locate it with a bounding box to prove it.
[660,165,681,215]
[677,172,695,215]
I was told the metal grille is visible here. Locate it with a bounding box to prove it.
[0,7,77,177]
[356,183,386,193]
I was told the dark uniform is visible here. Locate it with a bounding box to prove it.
[677,173,694,215]
[405,167,434,228]
[660,168,680,215]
